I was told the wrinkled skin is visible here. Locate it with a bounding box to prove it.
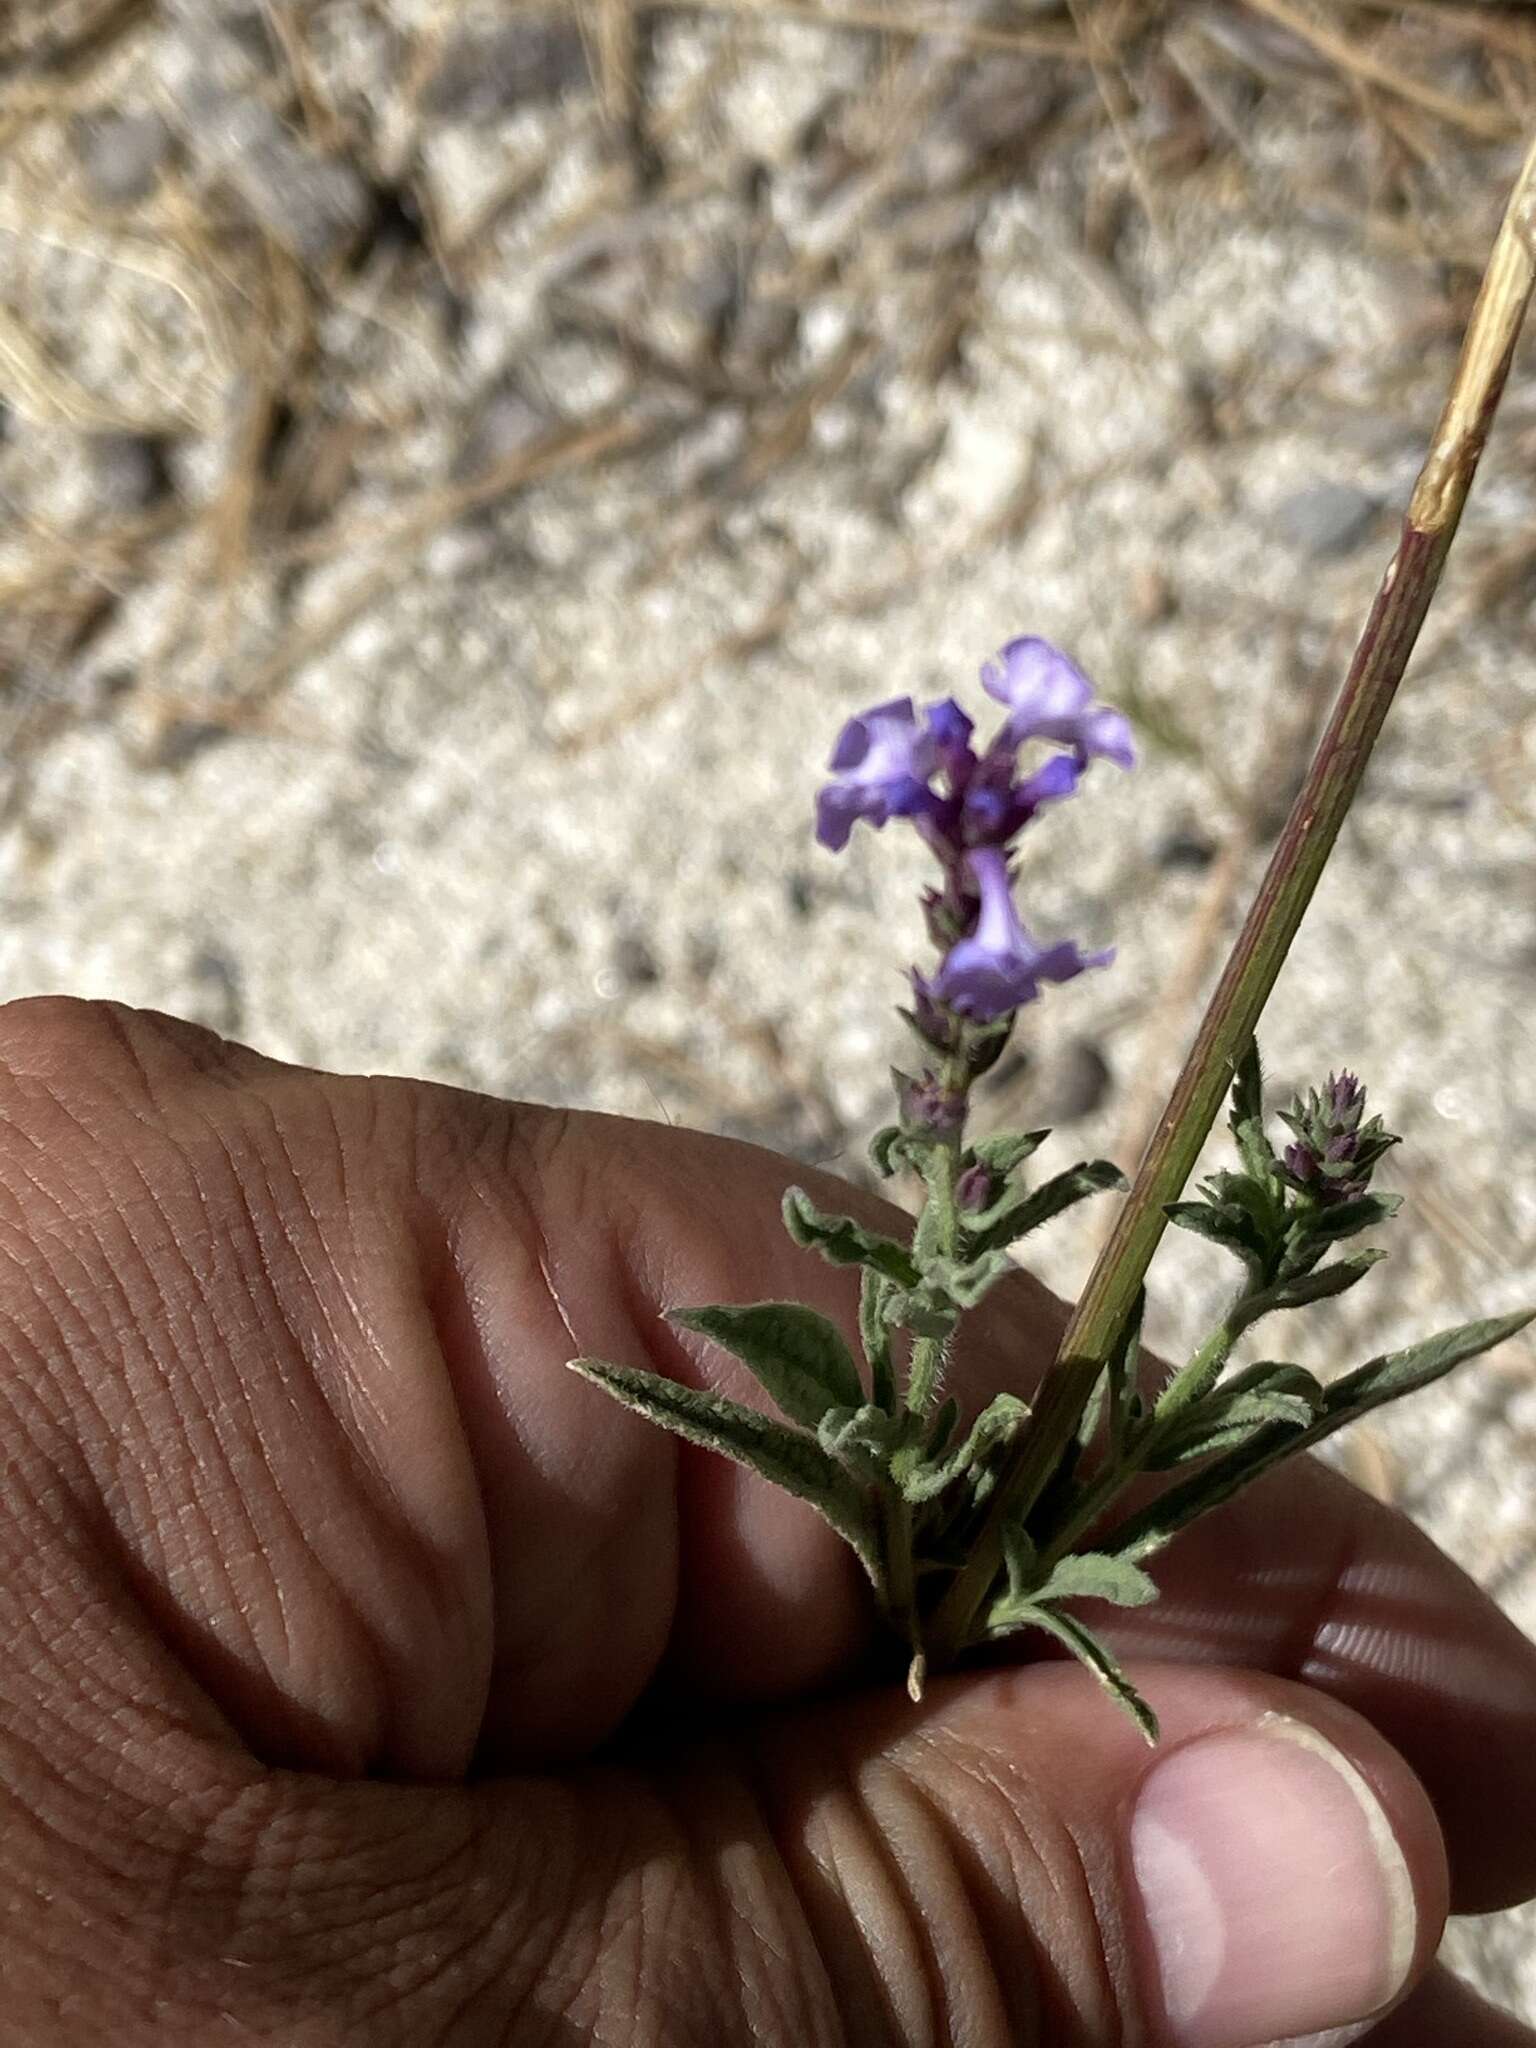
[0,997,1533,2044]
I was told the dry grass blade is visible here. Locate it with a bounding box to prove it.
[1240,0,1523,138]
[640,0,1092,61]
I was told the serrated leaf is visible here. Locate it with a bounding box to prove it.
[569,1358,873,1567]
[1323,1308,1536,1423]
[964,1159,1127,1257]
[669,1301,864,1431]
[988,1602,1159,1743]
[969,1129,1051,1176]
[782,1188,919,1286]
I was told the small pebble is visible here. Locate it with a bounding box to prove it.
[72,111,173,206]
[1029,1038,1113,1125]
[236,131,372,267]
[1156,828,1217,873]
[87,432,174,514]
[610,932,661,988]
[454,380,553,480]
[421,18,588,124]
[1273,482,1381,559]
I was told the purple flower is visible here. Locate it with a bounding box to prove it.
[815,697,941,852]
[981,637,1136,771]
[816,637,1131,872]
[930,847,1111,1022]
[1279,1072,1398,1203]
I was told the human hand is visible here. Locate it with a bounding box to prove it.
[1,998,1532,2046]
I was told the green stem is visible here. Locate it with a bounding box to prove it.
[927,132,1536,1670]
[1036,1319,1236,1572]
[906,1121,964,1415]
[879,1485,920,1671]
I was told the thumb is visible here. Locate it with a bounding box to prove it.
[731,1658,1445,2047]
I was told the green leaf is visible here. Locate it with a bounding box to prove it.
[879,1285,959,1340]
[868,1125,907,1179]
[859,1268,897,1411]
[669,1301,864,1431]
[1163,1199,1266,1267]
[988,1603,1159,1743]
[1149,1370,1323,1469]
[782,1188,919,1286]
[924,1396,960,1459]
[901,1392,1032,1504]
[569,1359,874,1566]
[1106,1288,1145,1458]
[1001,1520,1038,1599]
[1034,1551,1159,1608]
[969,1129,1051,1176]
[1233,1249,1385,1332]
[912,1149,959,1271]
[1228,1041,1278,1186]
[1113,1314,1534,1564]
[816,1402,901,1477]
[1288,1191,1403,1252]
[1323,1308,1536,1424]
[926,1247,1018,1309]
[964,1159,1127,1256]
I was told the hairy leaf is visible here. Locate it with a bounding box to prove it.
[1229,1041,1279,1187]
[817,1402,901,1478]
[901,1392,1031,1504]
[859,1268,897,1411]
[1163,1199,1266,1267]
[1033,1551,1158,1608]
[868,1125,906,1179]
[1323,1308,1535,1424]
[1288,1191,1403,1252]
[970,1129,1051,1176]
[782,1188,919,1286]
[1113,1311,1532,1564]
[964,1159,1127,1256]
[925,1247,1017,1309]
[1150,1391,1318,1468]
[669,1301,864,1430]
[1232,1249,1385,1331]
[987,1602,1159,1743]
[569,1358,873,1568]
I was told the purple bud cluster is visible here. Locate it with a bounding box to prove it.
[816,638,1133,1028]
[1279,1072,1397,1204]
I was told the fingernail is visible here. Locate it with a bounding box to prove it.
[1130,1714,1415,2048]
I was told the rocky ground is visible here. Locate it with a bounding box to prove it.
[1,0,1534,2014]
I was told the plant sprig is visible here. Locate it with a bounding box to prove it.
[569,137,1536,1738]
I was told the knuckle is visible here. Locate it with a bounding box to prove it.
[0,995,237,1121]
